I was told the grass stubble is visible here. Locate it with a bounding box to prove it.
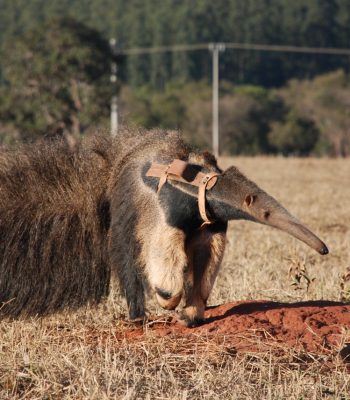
[0,157,349,399]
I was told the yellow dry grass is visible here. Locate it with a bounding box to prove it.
[0,157,349,399]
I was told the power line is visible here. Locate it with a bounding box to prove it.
[118,42,350,56]
[225,43,350,55]
[118,43,208,55]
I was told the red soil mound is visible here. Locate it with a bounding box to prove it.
[121,300,350,355]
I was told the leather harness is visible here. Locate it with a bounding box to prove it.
[146,159,220,224]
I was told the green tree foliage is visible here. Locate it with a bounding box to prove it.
[277,70,350,156]
[1,0,349,88]
[120,82,280,155]
[0,18,112,143]
[219,86,280,155]
[0,1,349,155]
[269,111,320,156]
[120,71,350,157]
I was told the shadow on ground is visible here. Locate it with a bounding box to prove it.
[116,300,350,355]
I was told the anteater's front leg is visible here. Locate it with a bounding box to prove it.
[179,222,227,327]
[146,224,187,311]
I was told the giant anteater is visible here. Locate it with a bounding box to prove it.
[0,128,328,326]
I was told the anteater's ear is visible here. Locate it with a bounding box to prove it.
[188,152,202,165]
[244,194,256,208]
[202,151,218,168]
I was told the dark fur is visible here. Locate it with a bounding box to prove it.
[0,135,117,316]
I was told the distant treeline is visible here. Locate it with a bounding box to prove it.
[120,70,350,157]
[1,0,350,88]
[0,14,349,157]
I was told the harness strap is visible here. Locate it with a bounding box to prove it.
[198,172,220,224]
[146,159,220,224]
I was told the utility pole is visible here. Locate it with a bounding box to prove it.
[110,38,118,136]
[209,43,225,158]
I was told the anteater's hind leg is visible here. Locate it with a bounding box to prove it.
[124,266,147,321]
[111,255,147,321]
[179,222,227,327]
[109,223,147,321]
[146,225,187,311]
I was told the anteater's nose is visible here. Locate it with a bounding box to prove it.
[318,244,329,255]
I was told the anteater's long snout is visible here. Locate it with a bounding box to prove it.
[270,215,329,255]
[242,192,329,255]
[209,169,329,255]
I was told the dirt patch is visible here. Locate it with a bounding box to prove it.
[115,300,350,355]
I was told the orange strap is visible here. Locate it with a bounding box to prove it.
[146,159,220,224]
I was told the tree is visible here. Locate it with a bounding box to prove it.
[277,70,350,156]
[0,18,112,143]
[219,86,279,155]
[268,111,320,156]
[1,0,350,89]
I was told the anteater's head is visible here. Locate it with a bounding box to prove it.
[143,154,328,255]
[207,165,328,255]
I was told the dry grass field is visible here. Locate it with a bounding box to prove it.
[0,156,349,399]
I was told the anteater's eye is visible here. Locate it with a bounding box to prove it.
[264,211,270,220]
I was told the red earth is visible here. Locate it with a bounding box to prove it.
[116,300,350,357]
